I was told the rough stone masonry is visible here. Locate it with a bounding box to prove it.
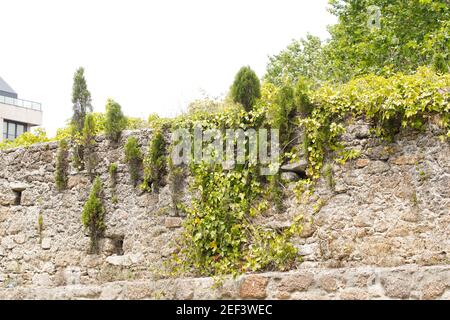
[0,121,449,300]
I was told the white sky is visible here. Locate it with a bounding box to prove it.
[0,0,336,136]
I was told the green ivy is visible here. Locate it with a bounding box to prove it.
[302,67,450,178]
[169,108,303,278]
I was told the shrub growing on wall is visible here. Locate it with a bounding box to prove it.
[81,176,106,254]
[141,130,167,193]
[105,99,127,142]
[82,113,98,180]
[55,139,69,191]
[231,66,261,112]
[124,137,143,186]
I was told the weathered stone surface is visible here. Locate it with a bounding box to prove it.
[239,275,268,299]
[281,172,300,182]
[10,183,28,192]
[32,273,52,287]
[280,160,308,174]
[278,273,314,292]
[100,284,123,300]
[355,159,370,168]
[391,155,421,166]
[340,288,369,300]
[164,217,183,229]
[41,238,52,250]
[319,275,338,292]
[106,255,132,267]
[421,281,446,300]
[381,275,412,299]
[0,125,448,300]
[0,265,447,300]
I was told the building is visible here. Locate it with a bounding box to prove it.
[0,76,42,142]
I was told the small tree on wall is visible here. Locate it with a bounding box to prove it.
[72,67,93,133]
[231,66,261,112]
[81,176,106,254]
[141,130,167,193]
[55,139,69,191]
[124,137,143,186]
[82,113,98,180]
[71,67,93,171]
[105,98,127,143]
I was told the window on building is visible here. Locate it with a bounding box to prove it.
[3,120,28,140]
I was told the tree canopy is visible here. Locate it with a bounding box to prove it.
[265,0,450,84]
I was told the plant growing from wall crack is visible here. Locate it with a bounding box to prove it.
[142,130,167,193]
[55,139,69,191]
[124,137,143,186]
[81,176,106,254]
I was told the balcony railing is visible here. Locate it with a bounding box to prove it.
[0,95,42,111]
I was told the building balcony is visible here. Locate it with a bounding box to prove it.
[0,95,42,112]
[0,95,43,142]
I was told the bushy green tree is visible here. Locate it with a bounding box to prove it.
[81,177,105,254]
[71,67,92,171]
[265,34,326,86]
[265,1,450,84]
[105,99,127,142]
[231,66,261,112]
[325,0,450,81]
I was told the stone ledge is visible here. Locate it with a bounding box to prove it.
[1,265,448,300]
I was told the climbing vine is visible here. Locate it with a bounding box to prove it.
[167,105,303,278]
[301,67,450,178]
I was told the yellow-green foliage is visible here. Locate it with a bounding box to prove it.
[81,177,105,254]
[302,67,450,178]
[109,163,118,186]
[0,128,50,150]
[37,213,44,243]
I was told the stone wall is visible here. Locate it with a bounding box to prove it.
[0,123,449,300]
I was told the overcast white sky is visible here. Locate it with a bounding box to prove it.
[0,0,336,136]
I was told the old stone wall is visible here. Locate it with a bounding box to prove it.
[0,123,449,300]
